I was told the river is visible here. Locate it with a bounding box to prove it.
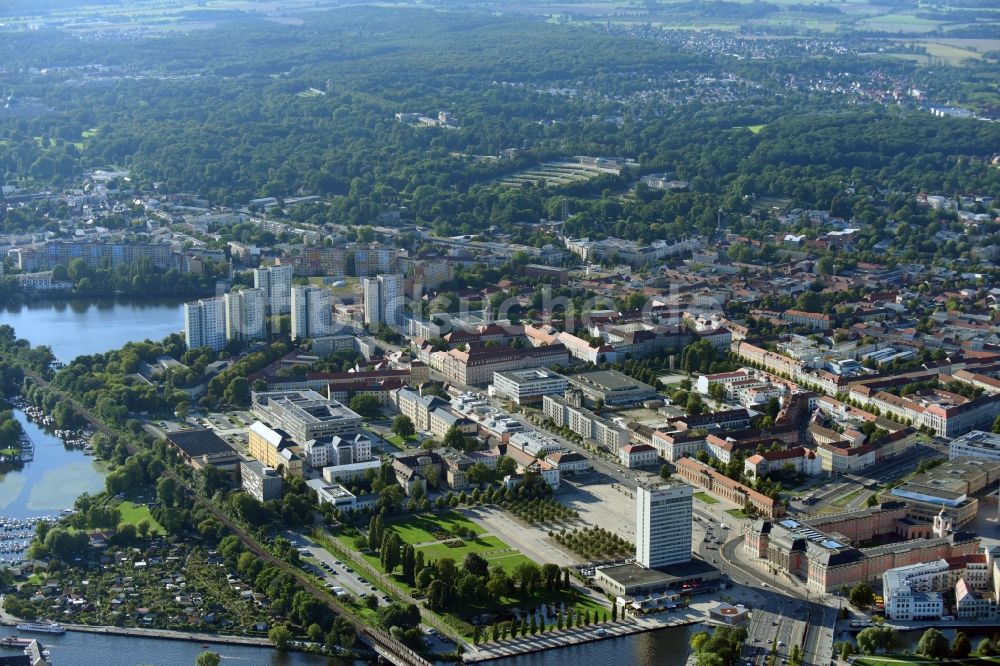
[5,623,699,666]
[0,298,185,362]
[493,623,701,666]
[0,410,107,522]
[6,631,353,666]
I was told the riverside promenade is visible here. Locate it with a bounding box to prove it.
[463,600,716,662]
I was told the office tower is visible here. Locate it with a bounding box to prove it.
[183,297,226,351]
[253,264,293,314]
[636,481,693,568]
[362,273,403,327]
[224,288,267,342]
[290,285,334,341]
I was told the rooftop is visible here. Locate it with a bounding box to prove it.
[167,429,235,458]
[568,369,657,393]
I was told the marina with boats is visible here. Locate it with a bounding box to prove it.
[11,398,95,455]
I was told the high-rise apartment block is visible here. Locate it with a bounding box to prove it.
[352,247,398,277]
[635,481,693,568]
[253,264,293,314]
[224,288,267,342]
[291,285,334,341]
[362,273,403,327]
[184,297,226,351]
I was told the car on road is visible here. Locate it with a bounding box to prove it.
[344,566,353,573]
[778,641,785,647]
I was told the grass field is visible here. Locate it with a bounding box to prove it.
[386,510,485,544]
[118,501,165,535]
[735,124,767,134]
[694,491,720,505]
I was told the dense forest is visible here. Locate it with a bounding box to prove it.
[0,7,998,259]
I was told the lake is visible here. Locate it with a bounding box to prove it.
[0,298,186,362]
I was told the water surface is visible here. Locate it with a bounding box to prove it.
[0,298,185,362]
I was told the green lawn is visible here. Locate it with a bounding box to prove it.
[415,534,506,561]
[856,657,1000,666]
[386,433,417,448]
[726,508,748,519]
[694,492,720,505]
[385,510,485,544]
[117,501,165,535]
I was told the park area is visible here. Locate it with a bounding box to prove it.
[331,510,606,627]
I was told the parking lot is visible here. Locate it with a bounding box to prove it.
[282,532,458,654]
[282,531,390,607]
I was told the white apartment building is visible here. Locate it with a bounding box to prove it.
[492,368,568,405]
[290,285,334,340]
[224,288,266,342]
[253,264,293,314]
[636,482,693,568]
[184,297,226,351]
[362,273,403,327]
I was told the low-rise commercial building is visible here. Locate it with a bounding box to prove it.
[322,459,383,483]
[950,430,1000,462]
[251,389,362,442]
[566,370,659,407]
[491,368,568,405]
[890,456,1000,528]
